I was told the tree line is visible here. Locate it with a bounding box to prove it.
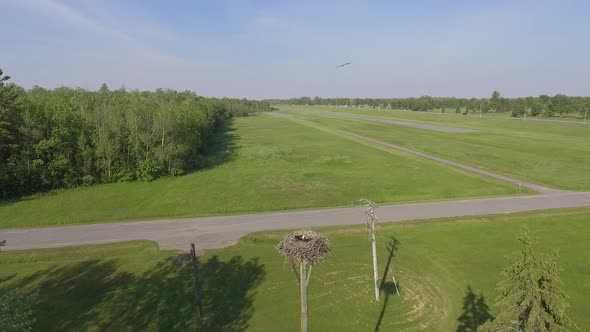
[270,91,590,118]
[0,69,272,200]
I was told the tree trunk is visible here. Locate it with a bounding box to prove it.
[300,261,308,332]
[107,159,112,181]
[371,222,380,301]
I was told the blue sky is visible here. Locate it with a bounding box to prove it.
[1,0,589,99]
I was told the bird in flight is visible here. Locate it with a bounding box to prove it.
[336,62,351,68]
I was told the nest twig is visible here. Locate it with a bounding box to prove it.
[276,230,331,265]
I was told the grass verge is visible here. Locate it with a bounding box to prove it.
[2,207,589,331]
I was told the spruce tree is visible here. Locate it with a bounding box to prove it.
[479,226,575,331]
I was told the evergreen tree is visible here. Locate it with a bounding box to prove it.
[479,226,575,332]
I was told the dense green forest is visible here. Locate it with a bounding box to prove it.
[270,92,590,118]
[0,69,271,200]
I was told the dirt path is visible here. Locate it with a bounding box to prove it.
[1,192,588,252]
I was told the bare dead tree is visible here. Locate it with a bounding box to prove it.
[361,198,380,301]
[277,230,331,332]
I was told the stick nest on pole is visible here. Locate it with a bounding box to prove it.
[276,230,331,264]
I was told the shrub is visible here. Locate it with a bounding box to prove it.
[137,159,162,182]
[81,175,95,186]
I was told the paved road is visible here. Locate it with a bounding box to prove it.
[288,109,478,133]
[1,192,589,252]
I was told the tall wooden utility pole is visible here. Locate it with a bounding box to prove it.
[361,199,380,301]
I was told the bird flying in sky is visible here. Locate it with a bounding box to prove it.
[336,62,351,68]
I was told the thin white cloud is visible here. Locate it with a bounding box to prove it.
[6,0,192,66]
[13,0,129,40]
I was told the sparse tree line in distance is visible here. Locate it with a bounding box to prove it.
[0,68,272,200]
[270,91,590,118]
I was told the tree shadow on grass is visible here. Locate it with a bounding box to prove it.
[4,254,264,332]
[374,236,401,332]
[0,191,57,209]
[200,117,239,171]
[456,286,493,332]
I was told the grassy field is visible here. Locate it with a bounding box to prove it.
[286,106,590,190]
[300,105,590,125]
[0,115,525,229]
[2,207,589,331]
[320,105,589,121]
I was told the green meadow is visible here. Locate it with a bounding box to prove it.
[0,115,524,229]
[287,106,590,190]
[2,207,589,331]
